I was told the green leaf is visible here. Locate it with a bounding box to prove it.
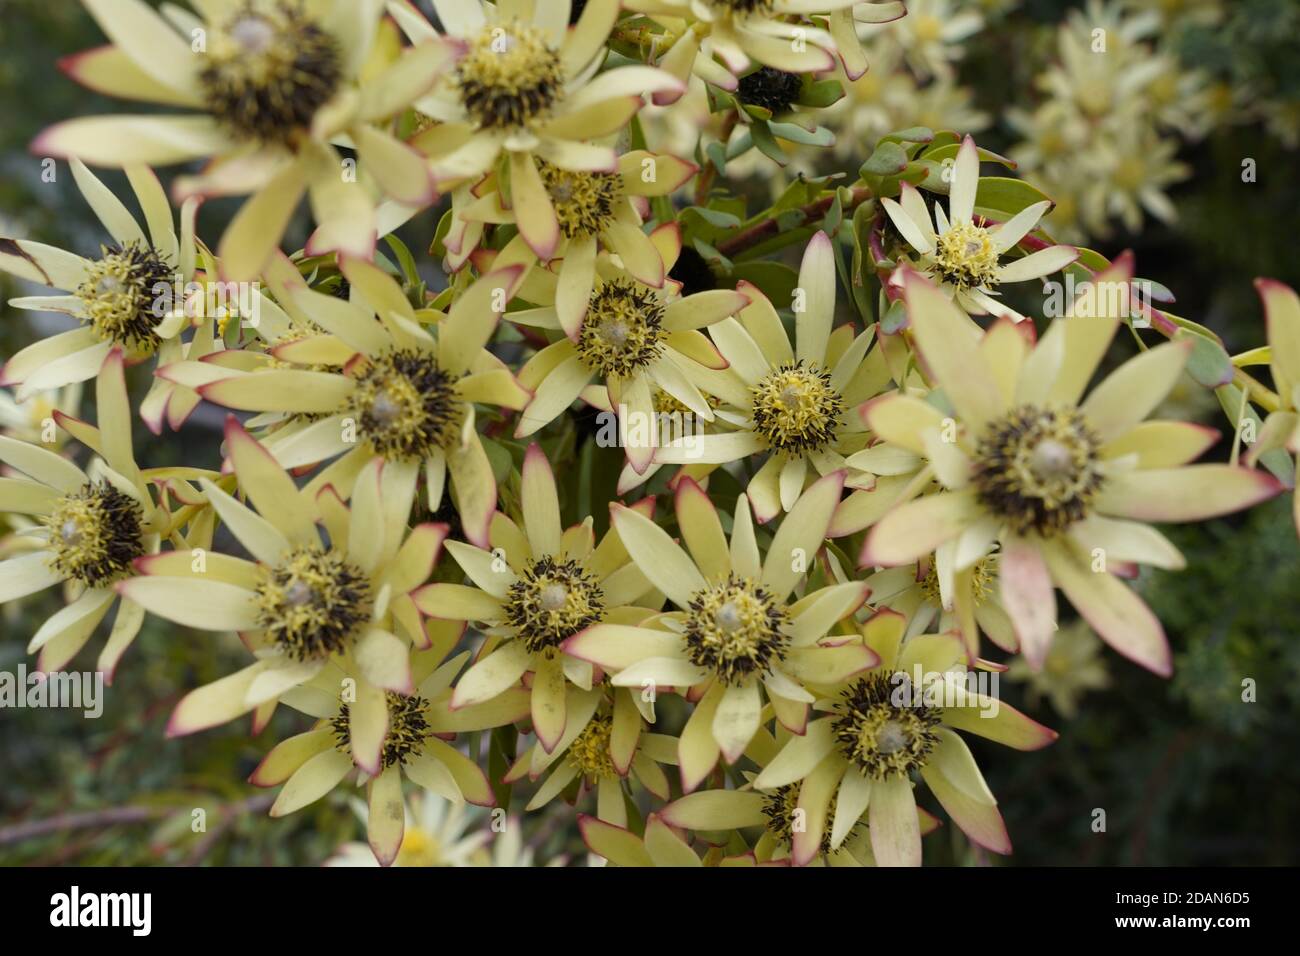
[919,141,1016,170]
[881,298,908,333]
[850,199,877,324]
[881,126,934,145]
[1175,329,1234,388]
[973,177,1053,219]
[767,120,835,147]
[860,141,909,177]
[749,120,789,165]
[731,261,799,305]
[800,79,845,108]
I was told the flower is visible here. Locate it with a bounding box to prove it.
[504,689,678,828]
[747,609,1055,866]
[0,382,83,448]
[1,161,198,391]
[326,792,491,867]
[565,473,878,790]
[863,554,1019,661]
[0,350,167,676]
[1006,619,1110,718]
[578,811,710,866]
[628,1,906,92]
[249,647,526,865]
[37,0,455,279]
[1249,279,1300,538]
[512,231,748,472]
[880,136,1079,322]
[656,770,943,865]
[392,0,682,261]
[120,423,451,747]
[653,232,885,518]
[865,0,984,80]
[441,147,696,327]
[860,263,1283,675]
[411,444,661,752]
[160,257,528,546]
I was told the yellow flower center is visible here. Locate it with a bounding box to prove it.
[349,349,464,462]
[762,784,847,854]
[456,22,564,129]
[199,2,342,144]
[539,161,623,239]
[568,714,619,779]
[1112,156,1148,192]
[749,361,844,454]
[44,482,145,587]
[683,574,790,685]
[394,826,446,867]
[913,14,944,43]
[971,405,1104,536]
[575,281,667,378]
[256,547,372,660]
[76,242,171,352]
[503,556,605,651]
[933,220,1001,290]
[1077,83,1113,118]
[832,674,941,781]
[332,692,432,768]
[920,555,995,606]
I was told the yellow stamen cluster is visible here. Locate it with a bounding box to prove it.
[683,574,790,684]
[576,281,667,378]
[762,784,847,854]
[920,555,996,606]
[456,22,564,130]
[503,556,605,652]
[567,713,619,780]
[350,349,464,462]
[44,482,145,587]
[256,547,372,660]
[393,827,445,867]
[332,692,432,769]
[539,161,623,239]
[933,220,1001,289]
[76,242,170,352]
[832,673,941,781]
[971,405,1104,536]
[750,361,844,453]
[198,2,342,145]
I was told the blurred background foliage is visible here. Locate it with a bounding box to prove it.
[1,0,1297,866]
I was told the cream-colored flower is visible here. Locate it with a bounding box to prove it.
[0,350,167,676]
[736,610,1054,866]
[860,264,1282,675]
[249,648,526,866]
[653,233,888,517]
[391,0,682,262]
[1,161,199,391]
[566,474,878,790]
[880,136,1079,322]
[629,1,905,91]
[159,258,528,546]
[512,230,747,473]
[39,0,455,279]
[412,444,661,751]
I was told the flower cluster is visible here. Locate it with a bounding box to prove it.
[0,0,1295,868]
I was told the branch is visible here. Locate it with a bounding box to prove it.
[0,806,169,847]
[717,186,873,259]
